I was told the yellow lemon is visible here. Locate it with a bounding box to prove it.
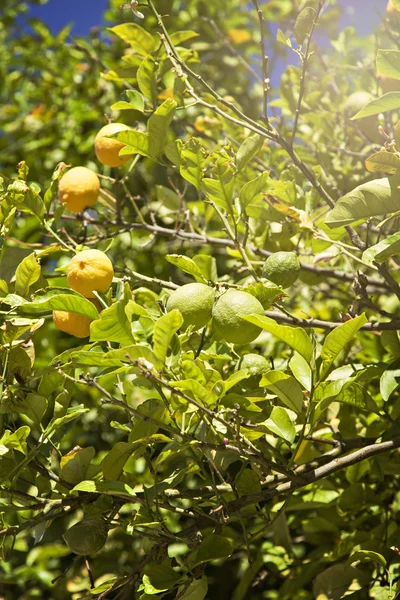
[58,166,100,213]
[67,249,114,298]
[53,310,94,338]
[94,123,131,167]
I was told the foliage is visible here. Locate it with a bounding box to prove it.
[2,1,400,599]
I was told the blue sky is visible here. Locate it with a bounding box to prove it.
[29,0,388,37]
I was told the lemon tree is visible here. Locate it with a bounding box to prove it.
[2,1,400,599]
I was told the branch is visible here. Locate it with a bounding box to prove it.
[264,310,400,331]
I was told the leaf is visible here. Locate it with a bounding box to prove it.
[125,90,145,111]
[294,7,316,45]
[313,564,369,600]
[114,129,151,158]
[178,576,208,600]
[335,382,380,414]
[260,371,304,413]
[239,172,269,209]
[109,24,156,56]
[153,310,183,364]
[15,393,47,427]
[0,426,30,455]
[90,299,135,346]
[380,368,400,401]
[60,446,95,485]
[351,92,400,119]
[243,281,282,309]
[180,138,205,191]
[325,175,400,228]
[235,468,261,497]
[195,535,233,565]
[15,253,41,297]
[263,406,296,444]
[202,162,235,214]
[21,290,99,319]
[377,49,400,80]
[137,55,157,104]
[47,406,89,432]
[235,134,264,171]
[148,98,177,158]
[72,480,135,498]
[169,30,199,45]
[166,255,206,282]
[320,314,367,379]
[243,315,314,364]
[363,231,400,264]
[277,29,292,48]
[347,550,387,569]
[289,353,312,392]
[102,442,135,480]
[143,564,180,593]
[192,255,218,282]
[365,150,400,174]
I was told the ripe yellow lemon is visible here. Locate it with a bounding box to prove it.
[166,283,215,330]
[94,123,131,167]
[263,251,300,289]
[212,289,264,345]
[58,166,100,213]
[67,249,114,298]
[53,309,94,338]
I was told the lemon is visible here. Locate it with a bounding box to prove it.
[237,353,270,377]
[212,289,264,345]
[58,166,100,213]
[63,518,108,555]
[94,123,131,167]
[343,92,380,143]
[166,283,215,330]
[53,310,94,338]
[263,251,300,289]
[67,249,114,298]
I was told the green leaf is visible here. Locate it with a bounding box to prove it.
[347,550,387,569]
[166,254,206,282]
[235,468,261,497]
[148,98,177,158]
[72,480,135,498]
[277,29,292,48]
[192,255,218,282]
[351,92,400,119]
[0,426,30,455]
[153,310,183,364]
[264,406,296,444]
[243,315,314,364]
[365,150,400,174]
[60,446,95,485]
[362,231,400,264]
[313,564,369,600]
[169,30,199,45]
[243,281,282,309]
[114,130,151,158]
[289,353,312,392]
[336,382,380,414]
[294,7,316,45]
[235,134,264,171]
[143,564,180,593]
[180,139,206,191]
[109,24,156,56]
[15,253,41,297]
[47,406,89,432]
[320,314,367,379]
[15,393,47,427]
[202,162,235,214]
[195,535,233,565]
[102,442,135,480]
[260,371,304,414]
[178,576,208,600]
[90,299,135,346]
[325,175,400,228]
[137,55,157,104]
[125,90,145,111]
[377,49,400,81]
[21,290,99,319]
[239,172,269,209]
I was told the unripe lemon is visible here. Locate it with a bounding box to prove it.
[263,251,300,289]
[67,249,114,298]
[94,123,131,167]
[212,290,264,345]
[58,166,100,213]
[343,91,380,143]
[53,309,94,338]
[63,518,108,555]
[237,353,270,377]
[166,283,215,330]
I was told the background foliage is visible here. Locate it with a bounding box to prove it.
[3,0,400,598]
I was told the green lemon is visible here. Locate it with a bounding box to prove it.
[63,518,108,555]
[212,289,264,345]
[343,91,380,143]
[237,353,270,377]
[263,251,300,288]
[166,283,215,330]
